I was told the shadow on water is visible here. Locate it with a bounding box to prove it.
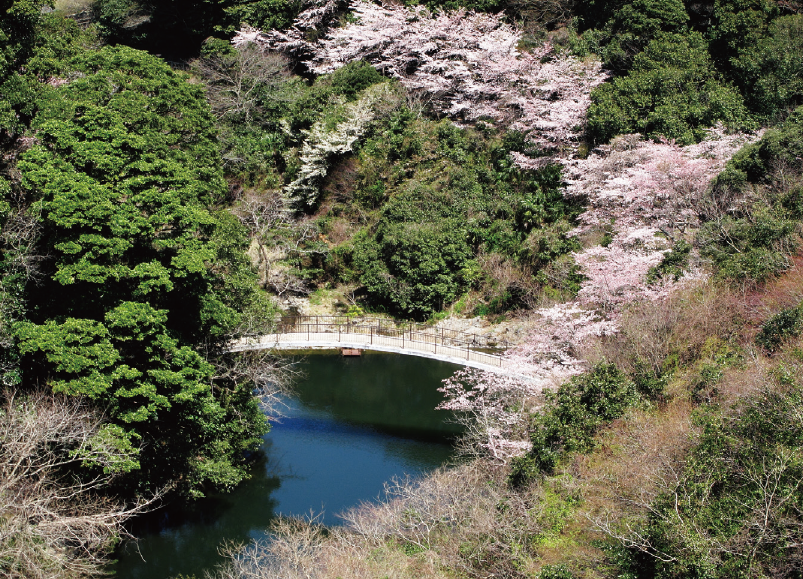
[113,352,463,579]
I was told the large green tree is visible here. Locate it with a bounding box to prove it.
[15,45,268,496]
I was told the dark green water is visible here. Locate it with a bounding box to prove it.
[113,352,462,579]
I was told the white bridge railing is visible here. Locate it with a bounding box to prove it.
[229,315,511,370]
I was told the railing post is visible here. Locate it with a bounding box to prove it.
[338,324,341,342]
[370,326,373,345]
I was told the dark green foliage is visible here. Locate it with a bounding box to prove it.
[94,0,312,57]
[756,303,803,352]
[700,215,797,282]
[716,105,803,185]
[537,564,576,579]
[630,358,668,401]
[587,32,751,144]
[198,59,386,186]
[225,0,306,32]
[510,364,638,485]
[707,0,779,67]
[328,60,384,101]
[577,0,802,143]
[646,239,691,283]
[0,4,87,134]
[339,119,581,319]
[353,209,474,320]
[14,45,268,495]
[0,0,49,80]
[645,366,803,577]
[731,15,803,122]
[701,108,803,282]
[572,0,689,71]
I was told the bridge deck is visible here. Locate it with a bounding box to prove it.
[229,331,521,376]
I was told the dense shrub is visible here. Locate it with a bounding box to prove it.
[646,239,691,283]
[341,120,582,319]
[353,215,474,319]
[572,0,689,71]
[587,31,751,144]
[715,105,803,185]
[706,0,779,68]
[731,15,803,122]
[94,0,312,57]
[510,363,638,485]
[700,107,803,282]
[645,363,803,578]
[756,302,803,352]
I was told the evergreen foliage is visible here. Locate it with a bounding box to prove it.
[510,363,638,485]
[587,32,751,144]
[12,44,269,495]
[579,0,802,144]
[93,0,309,57]
[342,120,581,319]
[700,106,803,282]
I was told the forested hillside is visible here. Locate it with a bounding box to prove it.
[1,0,802,577]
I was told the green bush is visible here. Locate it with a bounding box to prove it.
[587,31,752,144]
[226,0,306,32]
[645,367,803,577]
[354,217,473,320]
[707,0,779,68]
[573,0,690,71]
[510,363,638,485]
[328,60,385,100]
[646,239,691,283]
[336,120,583,318]
[537,564,576,579]
[756,303,803,352]
[701,108,803,282]
[716,105,803,185]
[732,15,803,122]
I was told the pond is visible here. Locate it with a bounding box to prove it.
[113,351,463,579]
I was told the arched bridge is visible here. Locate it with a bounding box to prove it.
[229,315,517,375]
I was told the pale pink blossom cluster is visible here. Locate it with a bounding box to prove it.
[438,367,538,462]
[234,0,608,152]
[436,304,620,460]
[564,129,760,242]
[513,303,617,370]
[437,130,759,459]
[563,128,761,310]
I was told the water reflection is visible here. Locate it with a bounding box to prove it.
[114,352,461,579]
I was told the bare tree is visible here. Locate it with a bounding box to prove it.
[208,513,327,579]
[195,44,290,124]
[0,389,161,579]
[212,349,301,419]
[509,0,577,31]
[234,189,325,297]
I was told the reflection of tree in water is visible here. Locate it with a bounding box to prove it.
[291,353,463,440]
[116,353,458,579]
[115,459,281,579]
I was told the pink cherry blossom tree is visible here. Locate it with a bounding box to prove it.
[234,0,608,155]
